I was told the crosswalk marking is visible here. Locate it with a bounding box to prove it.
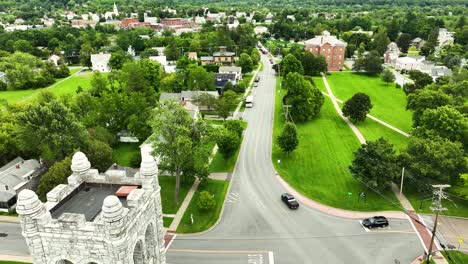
[226,192,239,203]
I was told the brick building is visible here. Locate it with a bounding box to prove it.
[304,31,347,71]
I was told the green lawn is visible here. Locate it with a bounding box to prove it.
[442,250,468,264]
[159,176,194,214]
[112,142,141,167]
[325,72,413,133]
[273,77,401,211]
[163,217,174,228]
[0,262,30,264]
[176,179,229,233]
[0,69,93,105]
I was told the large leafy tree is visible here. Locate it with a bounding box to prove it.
[404,136,467,185]
[301,52,327,76]
[350,138,399,191]
[17,94,88,161]
[277,122,299,155]
[36,157,72,202]
[281,54,304,77]
[414,106,467,144]
[149,100,209,204]
[406,89,452,127]
[85,140,113,172]
[79,42,94,69]
[283,72,324,122]
[216,127,240,161]
[342,93,373,122]
[371,31,390,55]
[237,53,253,73]
[187,65,215,91]
[352,51,383,75]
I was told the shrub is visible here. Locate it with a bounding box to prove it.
[197,191,216,210]
[130,154,142,168]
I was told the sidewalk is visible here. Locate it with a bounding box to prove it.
[322,74,366,144]
[0,254,32,263]
[167,179,200,232]
[0,215,19,223]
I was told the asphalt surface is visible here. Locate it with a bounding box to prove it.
[166,55,423,264]
[0,55,423,263]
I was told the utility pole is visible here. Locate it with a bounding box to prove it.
[400,167,405,195]
[425,184,450,263]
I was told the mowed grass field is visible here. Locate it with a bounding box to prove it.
[273,78,400,211]
[324,72,413,133]
[0,68,94,105]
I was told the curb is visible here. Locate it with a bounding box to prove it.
[275,172,407,220]
[0,254,32,262]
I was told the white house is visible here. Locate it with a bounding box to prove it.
[91,53,112,72]
[384,42,401,64]
[149,55,176,73]
[394,56,426,71]
[219,66,242,80]
[438,28,454,47]
[48,54,61,66]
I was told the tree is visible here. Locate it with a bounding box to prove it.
[405,136,467,185]
[277,122,299,155]
[149,100,195,205]
[216,128,240,161]
[301,52,327,76]
[281,54,304,77]
[350,138,399,191]
[17,95,88,161]
[223,120,244,139]
[283,72,324,122]
[342,93,373,122]
[36,157,72,201]
[85,140,113,172]
[372,31,390,55]
[353,51,383,75]
[381,69,395,85]
[237,53,253,73]
[215,97,231,120]
[396,33,412,53]
[407,89,452,127]
[387,19,400,41]
[414,106,467,143]
[197,191,216,210]
[188,65,215,91]
[251,48,260,65]
[406,70,433,92]
[109,50,131,70]
[90,71,109,96]
[196,92,217,111]
[79,43,94,69]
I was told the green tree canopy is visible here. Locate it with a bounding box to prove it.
[350,138,399,191]
[277,122,299,155]
[342,92,373,122]
[281,54,304,77]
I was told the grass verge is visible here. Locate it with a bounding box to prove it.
[0,262,31,264]
[163,217,174,228]
[159,176,195,214]
[273,77,400,211]
[441,250,468,264]
[112,142,140,167]
[176,179,229,233]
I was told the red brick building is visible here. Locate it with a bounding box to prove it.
[304,31,347,71]
[121,18,139,28]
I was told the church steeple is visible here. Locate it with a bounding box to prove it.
[113,2,119,16]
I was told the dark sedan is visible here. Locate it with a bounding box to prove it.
[362,216,389,228]
[281,193,299,209]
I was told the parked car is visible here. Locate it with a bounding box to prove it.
[270,58,274,64]
[281,193,299,209]
[255,76,260,82]
[362,216,389,228]
[254,83,258,87]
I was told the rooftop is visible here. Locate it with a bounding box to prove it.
[305,31,346,47]
[50,183,134,221]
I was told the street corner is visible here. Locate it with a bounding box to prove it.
[359,219,416,234]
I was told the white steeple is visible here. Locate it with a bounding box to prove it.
[113,2,119,16]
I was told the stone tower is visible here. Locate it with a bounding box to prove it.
[17,152,166,264]
[113,2,119,17]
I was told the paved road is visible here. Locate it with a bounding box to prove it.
[166,55,423,263]
[0,222,29,256]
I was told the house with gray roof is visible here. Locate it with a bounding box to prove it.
[219,66,242,80]
[0,157,42,211]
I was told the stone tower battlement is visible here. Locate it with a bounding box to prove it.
[17,152,166,264]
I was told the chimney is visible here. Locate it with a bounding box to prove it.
[16,164,20,169]
[5,186,8,191]
[321,37,323,44]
